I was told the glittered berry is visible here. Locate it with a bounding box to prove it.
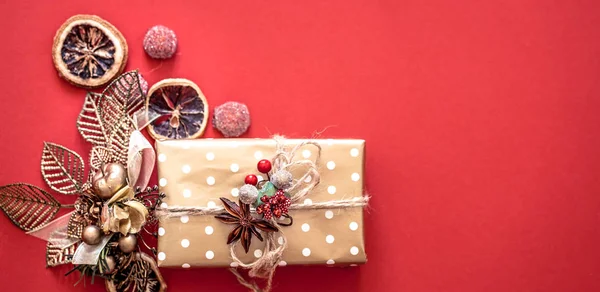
[257,159,272,173]
[143,25,177,59]
[245,174,258,186]
[275,190,285,197]
[273,208,282,218]
[260,195,269,203]
[212,102,251,137]
[239,184,259,204]
[270,170,293,189]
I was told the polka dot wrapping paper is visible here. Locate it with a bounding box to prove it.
[155,138,366,267]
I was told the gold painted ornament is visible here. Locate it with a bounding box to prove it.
[82,225,102,245]
[118,234,137,253]
[92,163,127,200]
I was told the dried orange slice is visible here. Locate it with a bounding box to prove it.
[52,15,128,88]
[147,79,209,140]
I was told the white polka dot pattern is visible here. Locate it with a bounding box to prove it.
[254,151,263,160]
[158,227,165,236]
[180,216,189,224]
[326,161,336,170]
[326,235,335,244]
[349,222,359,231]
[207,201,216,208]
[302,149,311,158]
[206,176,216,185]
[182,263,190,268]
[230,163,239,172]
[279,261,287,267]
[254,249,263,258]
[231,188,239,197]
[181,239,190,248]
[158,153,167,162]
[205,226,214,235]
[205,250,214,259]
[301,223,310,232]
[351,173,360,181]
[206,152,215,161]
[302,248,311,257]
[303,198,312,205]
[350,246,359,255]
[230,262,239,267]
[350,148,359,157]
[326,259,335,265]
[183,189,191,198]
[158,252,166,261]
[327,186,336,194]
[159,178,167,187]
[182,164,191,173]
[325,210,334,219]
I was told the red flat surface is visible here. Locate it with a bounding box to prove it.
[1,0,600,291]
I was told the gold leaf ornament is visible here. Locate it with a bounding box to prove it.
[41,142,85,195]
[46,240,77,267]
[0,183,62,231]
[77,71,145,167]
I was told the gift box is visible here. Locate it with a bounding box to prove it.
[155,138,366,267]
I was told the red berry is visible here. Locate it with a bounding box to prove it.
[257,159,272,173]
[260,195,269,203]
[245,174,258,186]
[263,203,271,210]
[269,196,278,204]
[256,206,264,214]
[273,208,282,218]
[275,190,285,196]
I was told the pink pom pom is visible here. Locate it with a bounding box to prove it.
[212,102,251,137]
[143,25,177,59]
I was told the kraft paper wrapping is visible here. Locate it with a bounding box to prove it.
[155,138,366,268]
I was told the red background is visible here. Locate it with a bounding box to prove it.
[1,0,599,291]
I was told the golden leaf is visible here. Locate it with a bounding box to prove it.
[0,184,61,231]
[46,240,77,267]
[41,142,85,195]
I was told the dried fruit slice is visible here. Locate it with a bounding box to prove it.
[52,15,128,88]
[147,79,209,139]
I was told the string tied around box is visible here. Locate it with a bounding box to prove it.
[155,136,370,292]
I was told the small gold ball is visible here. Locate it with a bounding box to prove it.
[118,234,137,253]
[92,163,128,200]
[104,256,116,274]
[82,225,102,245]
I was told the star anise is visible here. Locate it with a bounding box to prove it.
[215,197,279,253]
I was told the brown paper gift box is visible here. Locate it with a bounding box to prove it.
[155,138,366,267]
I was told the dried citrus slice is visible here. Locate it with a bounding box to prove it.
[147,79,209,139]
[52,15,128,88]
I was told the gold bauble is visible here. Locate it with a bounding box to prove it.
[92,163,127,200]
[118,234,137,253]
[104,256,116,274]
[81,225,102,245]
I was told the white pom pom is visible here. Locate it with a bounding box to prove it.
[239,184,259,204]
[270,170,293,189]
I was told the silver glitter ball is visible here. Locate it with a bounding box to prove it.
[270,170,293,190]
[239,184,259,204]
